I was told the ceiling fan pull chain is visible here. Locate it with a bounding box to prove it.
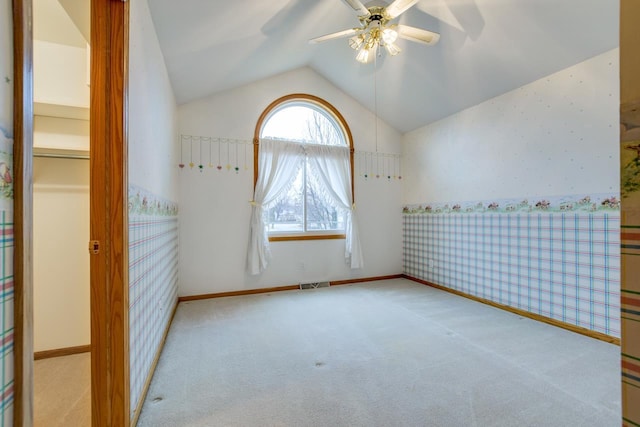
[374,50,379,154]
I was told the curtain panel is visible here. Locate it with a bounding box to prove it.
[247,139,304,274]
[247,138,363,274]
[306,144,363,269]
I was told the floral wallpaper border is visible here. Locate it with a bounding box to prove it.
[0,133,13,208]
[403,193,620,215]
[128,184,178,217]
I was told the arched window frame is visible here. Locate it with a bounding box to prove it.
[253,93,355,242]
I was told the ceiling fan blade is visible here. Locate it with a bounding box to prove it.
[385,0,419,19]
[341,0,371,17]
[309,28,360,44]
[397,24,440,45]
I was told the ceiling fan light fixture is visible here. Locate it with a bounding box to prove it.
[309,0,439,64]
[356,45,374,63]
[381,27,398,45]
[384,42,401,56]
[349,34,365,50]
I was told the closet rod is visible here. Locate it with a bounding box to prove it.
[33,153,90,160]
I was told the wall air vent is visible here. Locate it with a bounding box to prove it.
[299,281,330,290]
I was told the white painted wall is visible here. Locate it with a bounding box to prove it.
[403,49,620,204]
[33,156,90,352]
[128,0,178,200]
[178,67,403,296]
[33,40,89,109]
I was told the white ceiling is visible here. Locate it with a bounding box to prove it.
[149,0,619,133]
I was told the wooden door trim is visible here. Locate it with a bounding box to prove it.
[12,0,34,425]
[90,0,130,425]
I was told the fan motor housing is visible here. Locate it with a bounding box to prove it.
[361,6,390,26]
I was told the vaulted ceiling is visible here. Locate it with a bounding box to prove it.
[147,0,619,133]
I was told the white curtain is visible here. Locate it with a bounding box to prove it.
[307,144,363,268]
[247,139,304,274]
[247,139,363,274]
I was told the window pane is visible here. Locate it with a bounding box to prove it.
[306,171,344,231]
[266,168,303,232]
[303,110,344,146]
[262,105,346,146]
[260,98,350,236]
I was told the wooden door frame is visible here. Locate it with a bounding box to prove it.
[12,0,34,424]
[12,0,130,425]
[90,0,130,425]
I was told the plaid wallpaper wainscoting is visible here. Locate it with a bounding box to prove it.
[403,194,620,338]
[129,186,178,418]
[0,211,13,427]
[0,132,13,426]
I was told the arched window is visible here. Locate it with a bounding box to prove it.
[257,95,352,237]
[247,94,362,274]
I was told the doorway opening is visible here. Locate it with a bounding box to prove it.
[32,0,91,424]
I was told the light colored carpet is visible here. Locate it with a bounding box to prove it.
[137,279,620,427]
[34,352,91,427]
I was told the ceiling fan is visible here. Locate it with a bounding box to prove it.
[310,0,440,63]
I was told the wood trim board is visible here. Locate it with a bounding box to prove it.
[269,234,346,242]
[179,285,301,302]
[330,274,403,287]
[402,275,621,345]
[12,0,35,425]
[178,275,404,302]
[34,345,91,361]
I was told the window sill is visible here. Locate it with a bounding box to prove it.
[269,234,346,242]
